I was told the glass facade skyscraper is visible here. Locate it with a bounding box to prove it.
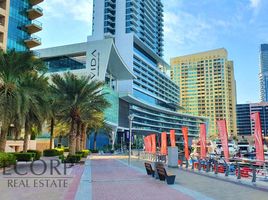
[89,0,207,139]
[237,102,268,136]
[260,44,268,102]
[0,0,43,51]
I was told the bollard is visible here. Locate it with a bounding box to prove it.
[252,166,256,183]
[186,159,189,169]
[180,155,183,167]
[206,161,210,173]
[191,159,194,170]
[198,159,202,171]
[237,163,241,179]
[215,160,218,174]
[225,164,229,177]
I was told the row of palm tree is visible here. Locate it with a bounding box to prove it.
[0,50,110,155]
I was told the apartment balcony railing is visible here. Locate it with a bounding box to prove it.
[27,5,43,20]
[24,35,41,48]
[25,20,42,34]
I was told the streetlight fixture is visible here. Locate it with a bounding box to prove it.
[128,114,135,165]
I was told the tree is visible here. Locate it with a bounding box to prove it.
[50,72,110,155]
[19,73,49,152]
[0,50,45,152]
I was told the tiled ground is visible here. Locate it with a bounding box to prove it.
[91,159,194,200]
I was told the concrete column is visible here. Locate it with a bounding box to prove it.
[168,146,178,168]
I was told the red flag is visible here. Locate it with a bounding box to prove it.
[161,132,167,155]
[143,136,148,152]
[147,136,152,153]
[217,120,230,162]
[182,127,190,160]
[170,130,176,147]
[200,124,207,159]
[251,112,264,164]
[151,134,156,154]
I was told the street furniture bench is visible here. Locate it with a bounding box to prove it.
[144,162,155,177]
[156,166,176,185]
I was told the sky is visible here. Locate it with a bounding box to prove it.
[37,0,268,104]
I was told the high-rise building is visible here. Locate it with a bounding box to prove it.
[37,0,207,147]
[260,44,268,102]
[170,49,237,138]
[0,0,43,51]
[237,102,268,136]
[88,0,208,139]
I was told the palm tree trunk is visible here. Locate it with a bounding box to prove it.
[80,123,87,150]
[49,118,54,149]
[0,126,8,152]
[23,119,30,153]
[76,121,81,152]
[93,131,98,150]
[69,119,77,155]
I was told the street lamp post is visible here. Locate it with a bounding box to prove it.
[128,114,135,165]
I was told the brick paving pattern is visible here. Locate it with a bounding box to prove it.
[91,159,194,200]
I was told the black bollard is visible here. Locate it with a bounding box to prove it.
[206,161,210,173]
[198,159,202,171]
[191,159,194,170]
[237,163,241,179]
[252,166,256,183]
[225,164,229,177]
[186,159,189,169]
[215,160,218,174]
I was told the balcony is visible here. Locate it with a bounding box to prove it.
[27,5,43,20]
[24,35,41,48]
[25,20,42,33]
[29,0,44,6]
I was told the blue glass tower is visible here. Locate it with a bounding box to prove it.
[260,44,268,101]
[5,0,43,51]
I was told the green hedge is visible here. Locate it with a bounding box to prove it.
[0,153,16,167]
[76,150,90,158]
[65,154,82,163]
[27,150,42,160]
[43,149,60,157]
[54,148,64,155]
[13,153,34,162]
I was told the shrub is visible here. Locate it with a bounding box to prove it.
[43,149,60,157]
[90,149,99,153]
[64,147,69,152]
[65,154,82,163]
[76,149,90,158]
[54,148,64,155]
[0,153,16,167]
[13,153,34,162]
[27,150,42,160]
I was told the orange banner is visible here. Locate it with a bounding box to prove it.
[161,132,167,155]
[182,127,190,160]
[217,120,229,162]
[151,134,156,154]
[144,136,151,153]
[200,124,207,159]
[251,112,265,164]
[170,130,176,147]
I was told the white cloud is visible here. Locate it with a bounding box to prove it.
[250,0,261,8]
[163,10,217,59]
[41,0,93,23]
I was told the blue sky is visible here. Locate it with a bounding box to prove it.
[38,0,268,104]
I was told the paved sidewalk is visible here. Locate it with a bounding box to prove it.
[125,158,268,200]
[88,158,195,200]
